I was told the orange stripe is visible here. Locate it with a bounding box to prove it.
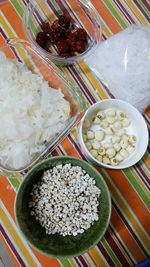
[0,232,20,267]
[111,207,146,262]
[91,0,122,34]
[0,3,26,40]
[106,168,150,234]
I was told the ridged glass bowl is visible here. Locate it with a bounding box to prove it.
[23,0,102,65]
[0,39,86,172]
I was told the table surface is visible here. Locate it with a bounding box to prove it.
[0,0,150,267]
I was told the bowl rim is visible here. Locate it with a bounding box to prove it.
[78,99,149,169]
[14,156,112,258]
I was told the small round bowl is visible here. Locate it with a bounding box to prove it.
[15,156,111,258]
[78,99,149,169]
[23,0,102,65]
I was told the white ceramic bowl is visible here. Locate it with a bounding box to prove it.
[78,99,149,169]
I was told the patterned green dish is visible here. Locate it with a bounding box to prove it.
[15,156,111,258]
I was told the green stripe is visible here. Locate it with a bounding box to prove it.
[0,170,20,190]
[59,258,72,267]
[123,168,150,210]
[103,0,127,29]
[101,239,122,267]
[10,0,24,18]
[136,0,150,17]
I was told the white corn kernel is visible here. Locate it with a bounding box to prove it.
[98,147,106,156]
[115,153,124,162]
[102,156,110,165]
[107,109,116,117]
[111,135,120,144]
[104,142,113,149]
[96,110,105,120]
[106,148,116,158]
[120,139,128,149]
[107,116,115,124]
[96,155,102,162]
[113,143,121,152]
[110,157,119,166]
[120,149,129,158]
[118,111,125,120]
[87,130,94,140]
[92,140,101,150]
[129,135,136,144]
[95,130,105,141]
[114,121,122,130]
[105,127,114,135]
[90,149,98,158]
[92,116,101,124]
[116,129,125,137]
[126,145,135,154]
[122,118,130,127]
[85,142,92,151]
[100,121,109,129]
[82,134,87,142]
[83,118,90,128]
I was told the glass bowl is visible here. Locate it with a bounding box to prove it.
[0,38,86,172]
[23,0,102,65]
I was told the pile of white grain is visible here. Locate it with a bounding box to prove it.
[85,25,150,113]
[0,52,70,169]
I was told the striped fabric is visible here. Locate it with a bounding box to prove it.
[0,0,150,266]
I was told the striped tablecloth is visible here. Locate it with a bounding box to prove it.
[0,0,150,266]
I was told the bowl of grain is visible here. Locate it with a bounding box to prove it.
[78,99,149,169]
[15,156,111,258]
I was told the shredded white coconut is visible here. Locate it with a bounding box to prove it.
[0,52,70,169]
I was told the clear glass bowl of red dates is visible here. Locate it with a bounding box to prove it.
[23,0,102,65]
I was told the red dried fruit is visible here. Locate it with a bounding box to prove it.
[75,40,86,53]
[56,40,70,54]
[67,31,77,43]
[46,28,54,43]
[59,52,71,57]
[36,32,47,47]
[53,27,66,41]
[76,28,87,41]
[58,15,70,29]
[41,22,50,33]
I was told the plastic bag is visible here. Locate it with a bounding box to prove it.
[85,25,150,113]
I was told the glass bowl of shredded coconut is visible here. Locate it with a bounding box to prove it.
[15,156,111,257]
[0,39,86,172]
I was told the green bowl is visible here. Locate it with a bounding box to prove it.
[15,156,111,258]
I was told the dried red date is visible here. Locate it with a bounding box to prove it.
[53,27,66,41]
[56,40,70,54]
[58,15,70,29]
[36,32,47,47]
[41,22,50,33]
[76,28,87,41]
[36,14,88,57]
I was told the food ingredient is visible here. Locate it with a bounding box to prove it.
[85,25,150,112]
[36,14,88,57]
[83,108,136,166]
[0,52,70,169]
[29,163,101,236]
